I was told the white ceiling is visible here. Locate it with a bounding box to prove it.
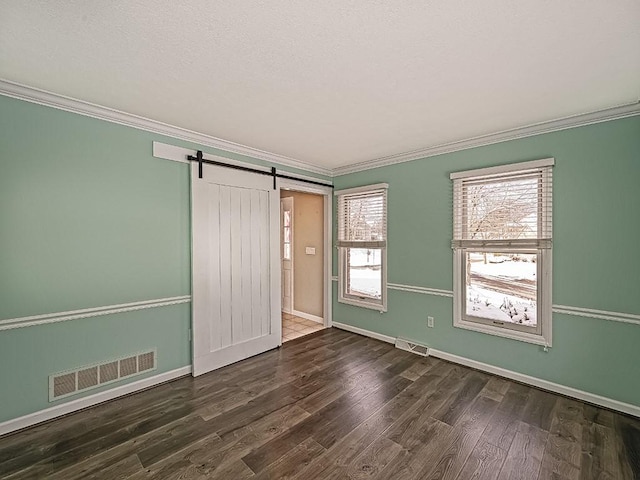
[1,1,639,171]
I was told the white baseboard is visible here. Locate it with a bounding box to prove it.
[0,366,192,437]
[292,310,324,325]
[331,322,640,418]
[428,349,640,418]
[332,321,395,344]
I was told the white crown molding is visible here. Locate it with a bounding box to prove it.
[2,79,637,179]
[0,295,192,331]
[0,366,192,437]
[0,78,332,177]
[332,321,639,417]
[333,101,640,175]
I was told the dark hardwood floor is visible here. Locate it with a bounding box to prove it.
[1,327,638,479]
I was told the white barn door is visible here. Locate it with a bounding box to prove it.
[191,162,281,377]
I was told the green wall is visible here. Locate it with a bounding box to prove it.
[0,95,327,423]
[1,92,638,424]
[332,116,640,407]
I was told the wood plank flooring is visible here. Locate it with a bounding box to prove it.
[1,327,638,479]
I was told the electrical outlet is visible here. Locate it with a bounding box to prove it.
[427,316,434,328]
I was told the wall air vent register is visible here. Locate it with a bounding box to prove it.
[49,350,156,401]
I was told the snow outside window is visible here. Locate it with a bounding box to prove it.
[335,183,388,312]
[451,158,554,346]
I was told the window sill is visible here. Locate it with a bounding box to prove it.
[454,318,551,347]
[338,296,387,313]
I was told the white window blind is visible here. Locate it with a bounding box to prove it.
[452,161,553,249]
[337,185,388,249]
[450,158,554,346]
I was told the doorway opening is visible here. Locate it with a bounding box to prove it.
[280,188,328,342]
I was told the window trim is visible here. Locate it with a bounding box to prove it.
[451,159,554,346]
[453,248,552,346]
[282,208,292,261]
[335,183,388,312]
[338,247,388,311]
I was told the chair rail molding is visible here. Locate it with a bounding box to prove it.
[0,296,192,331]
[338,279,640,326]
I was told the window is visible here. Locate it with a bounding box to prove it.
[451,158,554,346]
[283,209,292,260]
[336,183,388,311]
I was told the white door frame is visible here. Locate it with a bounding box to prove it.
[278,178,333,328]
[150,142,331,343]
[280,197,294,314]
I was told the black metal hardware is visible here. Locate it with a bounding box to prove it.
[186,150,333,189]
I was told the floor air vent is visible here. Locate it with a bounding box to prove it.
[395,338,429,357]
[49,349,156,401]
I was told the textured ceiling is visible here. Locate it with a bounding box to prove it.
[1,1,639,170]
